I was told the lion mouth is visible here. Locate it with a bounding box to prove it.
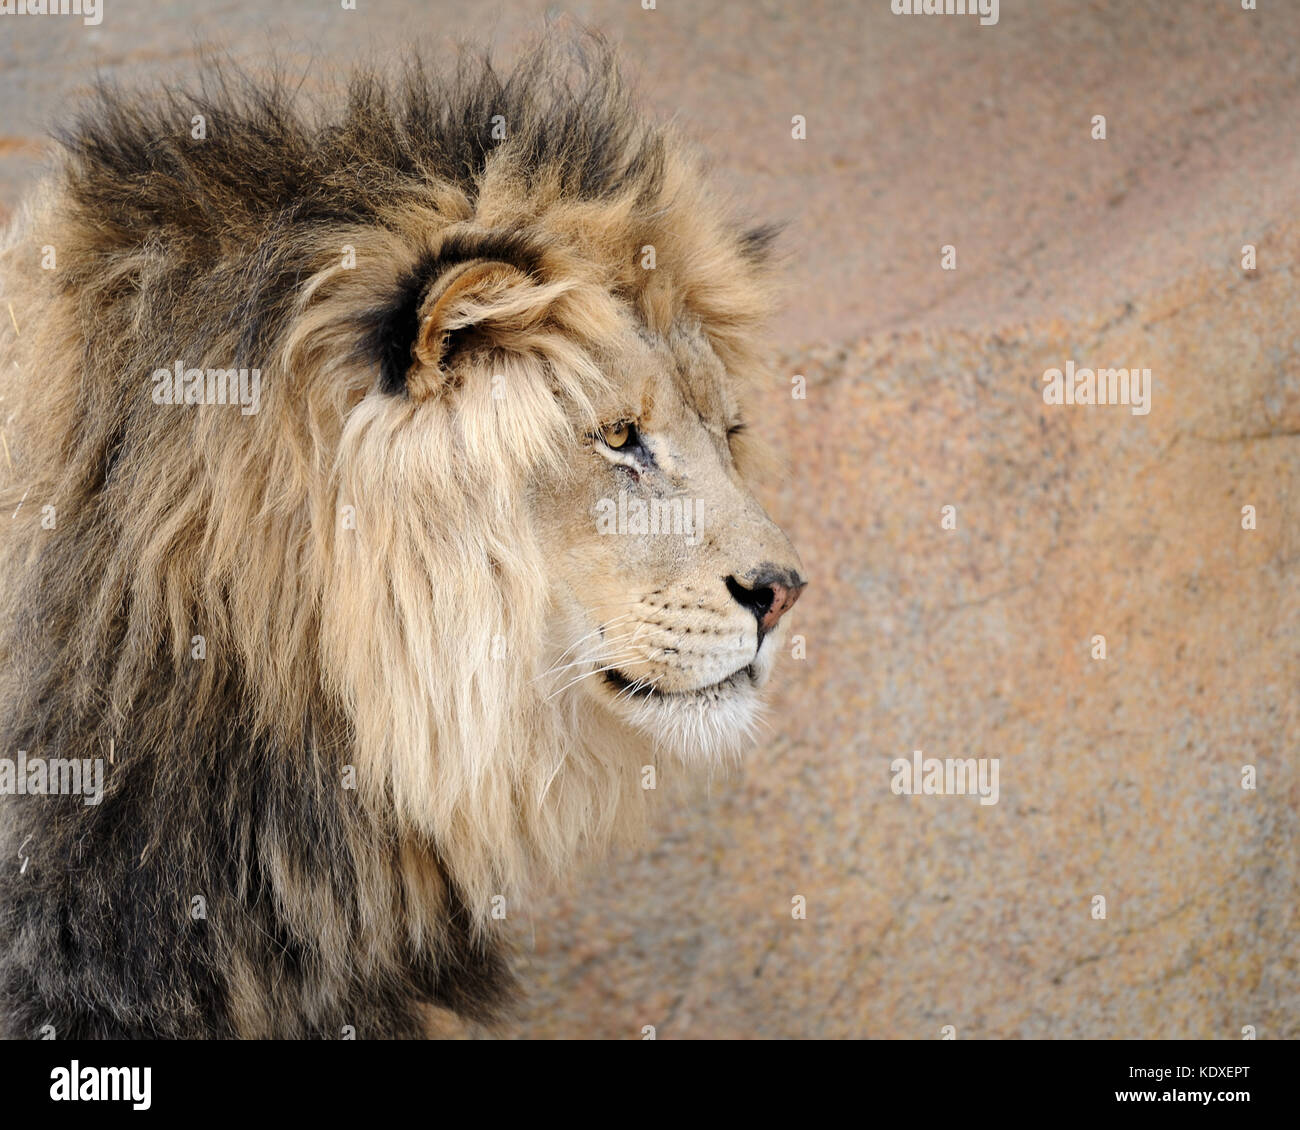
[602,664,755,700]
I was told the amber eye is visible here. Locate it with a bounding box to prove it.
[600,421,633,449]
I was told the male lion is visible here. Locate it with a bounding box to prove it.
[0,39,805,1038]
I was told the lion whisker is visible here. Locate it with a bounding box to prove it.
[609,670,664,706]
[536,625,648,683]
[543,656,646,702]
[546,613,637,668]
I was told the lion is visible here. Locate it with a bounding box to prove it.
[0,37,805,1038]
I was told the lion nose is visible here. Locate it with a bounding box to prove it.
[725,569,807,641]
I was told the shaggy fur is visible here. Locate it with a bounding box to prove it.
[0,37,796,1038]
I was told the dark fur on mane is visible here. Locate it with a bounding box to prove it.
[55,39,667,383]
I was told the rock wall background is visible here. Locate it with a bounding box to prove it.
[2,0,1295,1039]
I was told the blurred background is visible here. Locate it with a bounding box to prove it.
[2,0,1296,1038]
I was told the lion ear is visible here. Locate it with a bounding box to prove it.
[408,259,532,398]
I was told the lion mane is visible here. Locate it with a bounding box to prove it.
[0,37,776,1038]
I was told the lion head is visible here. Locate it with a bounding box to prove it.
[0,38,806,950]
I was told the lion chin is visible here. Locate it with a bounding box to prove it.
[588,636,781,765]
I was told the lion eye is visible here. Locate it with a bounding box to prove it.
[600,421,634,449]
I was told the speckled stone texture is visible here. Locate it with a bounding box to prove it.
[1,0,1295,1039]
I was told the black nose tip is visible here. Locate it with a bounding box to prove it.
[726,569,806,641]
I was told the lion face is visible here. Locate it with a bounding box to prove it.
[536,323,805,762]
